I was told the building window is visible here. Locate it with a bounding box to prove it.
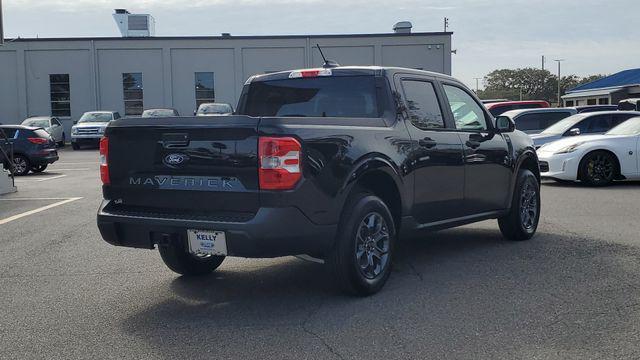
[587,99,597,105]
[123,73,143,116]
[565,100,574,107]
[50,74,71,117]
[598,98,609,105]
[195,72,215,108]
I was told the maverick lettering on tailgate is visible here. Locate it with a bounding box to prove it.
[129,176,245,192]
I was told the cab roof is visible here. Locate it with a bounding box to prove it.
[246,66,455,84]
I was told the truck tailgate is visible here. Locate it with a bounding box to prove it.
[103,116,260,215]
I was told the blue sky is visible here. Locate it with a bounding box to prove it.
[3,0,639,88]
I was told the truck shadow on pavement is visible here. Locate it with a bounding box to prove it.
[120,227,640,359]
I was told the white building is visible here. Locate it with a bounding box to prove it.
[0,19,452,136]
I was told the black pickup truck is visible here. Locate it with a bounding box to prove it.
[97,66,540,295]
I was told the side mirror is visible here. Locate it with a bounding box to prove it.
[568,128,581,136]
[495,116,515,133]
[193,110,198,116]
[73,121,78,125]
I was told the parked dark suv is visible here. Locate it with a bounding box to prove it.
[97,66,541,295]
[0,125,59,175]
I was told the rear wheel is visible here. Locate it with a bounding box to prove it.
[31,164,48,173]
[327,191,396,296]
[158,241,225,276]
[498,169,540,241]
[12,155,30,176]
[579,151,617,186]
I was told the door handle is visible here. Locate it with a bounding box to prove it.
[419,138,437,148]
[466,140,481,149]
[162,133,190,148]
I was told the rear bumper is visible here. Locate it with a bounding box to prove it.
[96,200,337,258]
[30,150,59,165]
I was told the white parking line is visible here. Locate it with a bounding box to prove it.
[0,197,74,201]
[16,174,68,183]
[46,168,91,171]
[0,197,83,225]
[53,162,97,165]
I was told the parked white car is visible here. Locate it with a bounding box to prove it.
[537,116,640,186]
[195,103,233,116]
[21,116,65,147]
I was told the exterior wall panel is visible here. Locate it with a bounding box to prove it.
[0,51,20,124]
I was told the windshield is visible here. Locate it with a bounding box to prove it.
[240,76,380,118]
[540,114,586,135]
[142,109,177,118]
[22,119,50,128]
[79,113,112,123]
[606,117,640,135]
[197,104,232,114]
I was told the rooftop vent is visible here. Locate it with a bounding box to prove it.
[113,9,155,37]
[393,21,412,34]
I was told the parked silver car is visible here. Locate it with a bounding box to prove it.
[195,103,233,116]
[71,111,120,150]
[499,108,577,135]
[21,116,65,147]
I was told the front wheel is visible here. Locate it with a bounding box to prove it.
[71,142,80,150]
[327,191,396,296]
[498,169,540,241]
[579,151,617,186]
[158,241,225,276]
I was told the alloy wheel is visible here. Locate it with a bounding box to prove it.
[519,179,538,230]
[13,157,28,175]
[355,212,390,279]
[587,155,614,183]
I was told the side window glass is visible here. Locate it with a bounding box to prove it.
[400,80,445,130]
[612,114,631,127]
[514,114,539,131]
[587,115,611,133]
[443,85,488,131]
[114,112,121,119]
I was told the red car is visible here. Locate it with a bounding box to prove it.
[485,100,550,117]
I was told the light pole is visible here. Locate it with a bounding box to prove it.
[554,59,565,107]
[473,77,482,93]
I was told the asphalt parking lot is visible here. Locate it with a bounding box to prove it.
[1,148,639,359]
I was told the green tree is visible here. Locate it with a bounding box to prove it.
[477,68,608,104]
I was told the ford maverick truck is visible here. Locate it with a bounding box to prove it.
[97,66,541,295]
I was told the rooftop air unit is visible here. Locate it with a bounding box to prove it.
[113,9,156,37]
[393,21,413,34]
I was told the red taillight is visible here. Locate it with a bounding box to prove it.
[259,136,302,190]
[27,137,48,145]
[99,136,110,185]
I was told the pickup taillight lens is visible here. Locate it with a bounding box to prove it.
[99,136,110,185]
[259,136,302,190]
[27,137,48,145]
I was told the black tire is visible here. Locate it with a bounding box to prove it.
[31,164,48,173]
[158,240,225,276]
[327,191,396,296]
[12,155,30,176]
[498,169,540,241]
[71,142,80,150]
[57,134,65,148]
[579,151,617,186]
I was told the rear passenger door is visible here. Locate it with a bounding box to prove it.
[395,75,466,223]
[441,83,512,215]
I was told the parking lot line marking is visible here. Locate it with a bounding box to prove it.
[0,197,74,201]
[52,162,97,165]
[0,197,83,225]
[14,174,68,183]
[46,168,91,171]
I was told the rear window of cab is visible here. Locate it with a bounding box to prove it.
[241,76,381,118]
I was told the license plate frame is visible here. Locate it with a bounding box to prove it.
[187,229,227,256]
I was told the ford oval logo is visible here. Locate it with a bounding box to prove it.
[164,153,187,166]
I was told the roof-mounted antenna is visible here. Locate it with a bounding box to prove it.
[316,44,340,68]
